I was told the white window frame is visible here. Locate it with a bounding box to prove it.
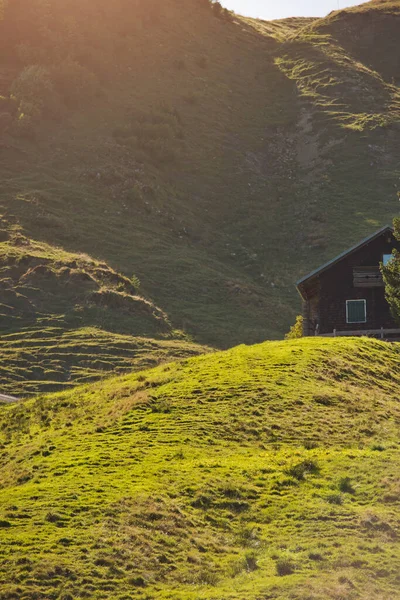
[346,299,367,324]
[383,254,394,266]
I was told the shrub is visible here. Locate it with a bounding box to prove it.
[191,493,213,509]
[382,217,400,323]
[309,552,324,561]
[11,65,55,109]
[244,550,258,571]
[0,519,11,528]
[131,274,141,290]
[10,65,61,126]
[276,557,296,576]
[338,477,355,494]
[212,1,223,17]
[371,443,385,452]
[237,525,261,547]
[287,459,319,481]
[285,315,303,339]
[326,493,343,505]
[45,511,63,523]
[127,576,147,587]
[150,400,171,414]
[196,569,219,585]
[215,3,232,20]
[114,110,182,165]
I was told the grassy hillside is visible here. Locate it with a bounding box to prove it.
[1,336,400,599]
[0,0,398,355]
[0,216,207,396]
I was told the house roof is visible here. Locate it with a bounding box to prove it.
[296,225,394,292]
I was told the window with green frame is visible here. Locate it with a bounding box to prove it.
[346,299,366,324]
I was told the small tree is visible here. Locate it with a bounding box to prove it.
[200,0,232,20]
[382,216,400,323]
[10,65,61,123]
[285,315,303,340]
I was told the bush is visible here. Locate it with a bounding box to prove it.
[287,459,319,481]
[0,519,11,528]
[326,493,343,505]
[11,65,54,108]
[382,217,400,323]
[244,550,258,571]
[198,0,232,20]
[371,443,385,452]
[338,477,355,494]
[131,274,141,290]
[285,315,303,339]
[275,557,296,576]
[114,109,183,165]
[10,65,61,123]
[309,552,324,561]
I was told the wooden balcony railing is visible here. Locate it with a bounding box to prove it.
[319,328,400,339]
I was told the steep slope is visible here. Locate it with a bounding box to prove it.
[316,0,400,84]
[0,0,399,350]
[0,217,207,396]
[1,337,400,599]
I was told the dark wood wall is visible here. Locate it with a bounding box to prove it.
[302,232,400,335]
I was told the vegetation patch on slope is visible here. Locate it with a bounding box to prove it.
[0,216,208,396]
[0,0,399,347]
[1,337,399,599]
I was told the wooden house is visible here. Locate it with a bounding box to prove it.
[296,226,400,338]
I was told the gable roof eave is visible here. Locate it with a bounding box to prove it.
[296,225,394,294]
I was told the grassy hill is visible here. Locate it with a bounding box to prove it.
[0,0,399,363]
[0,216,207,396]
[1,336,400,599]
[1,4,400,598]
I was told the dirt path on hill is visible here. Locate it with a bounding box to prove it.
[0,393,19,403]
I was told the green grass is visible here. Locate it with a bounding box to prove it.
[0,326,210,397]
[1,336,400,599]
[0,217,208,396]
[0,0,398,353]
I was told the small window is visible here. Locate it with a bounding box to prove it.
[346,299,366,324]
[383,253,394,266]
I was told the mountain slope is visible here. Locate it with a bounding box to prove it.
[0,0,398,352]
[0,217,207,396]
[1,337,400,599]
